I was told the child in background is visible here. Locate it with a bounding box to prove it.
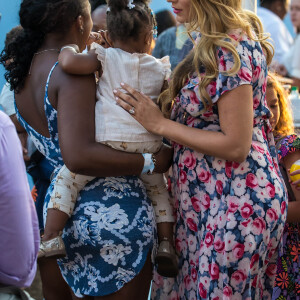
[266,74,300,299]
[38,0,177,277]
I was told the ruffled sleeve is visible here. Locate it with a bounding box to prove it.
[276,134,300,162]
[90,43,106,68]
[159,55,171,81]
[209,31,257,104]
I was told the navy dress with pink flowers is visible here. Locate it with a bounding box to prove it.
[152,30,288,300]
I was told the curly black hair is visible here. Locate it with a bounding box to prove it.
[0,0,88,93]
[106,0,156,42]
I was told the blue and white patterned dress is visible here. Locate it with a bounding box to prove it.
[15,62,156,297]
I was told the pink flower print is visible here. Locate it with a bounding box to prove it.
[238,66,252,83]
[191,267,197,282]
[180,170,187,184]
[203,109,213,118]
[252,217,266,235]
[183,153,196,169]
[219,55,226,72]
[240,202,254,219]
[281,200,286,215]
[232,162,240,169]
[205,232,214,247]
[191,197,201,213]
[266,263,277,277]
[253,95,260,110]
[246,173,258,189]
[175,238,182,252]
[198,168,211,183]
[214,239,225,253]
[198,282,207,298]
[207,81,217,96]
[190,91,200,105]
[223,285,233,299]
[253,65,261,81]
[187,218,198,232]
[228,196,239,213]
[265,182,275,198]
[169,290,179,300]
[225,161,232,178]
[209,263,220,280]
[202,194,211,211]
[261,126,267,140]
[252,142,265,154]
[250,253,259,268]
[233,243,245,259]
[231,270,247,285]
[266,208,278,223]
[184,275,192,291]
[241,218,251,227]
[216,180,223,195]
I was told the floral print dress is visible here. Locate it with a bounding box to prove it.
[272,135,300,300]
[15,63,156,297]
[152,30,288,300]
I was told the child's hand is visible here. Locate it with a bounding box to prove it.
[88,31,112,48]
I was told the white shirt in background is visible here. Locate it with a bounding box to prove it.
[257,7,293,64]
[283,34,300,79]
[0,82,15,116]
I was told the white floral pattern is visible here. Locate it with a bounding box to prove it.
[15,62,156,297]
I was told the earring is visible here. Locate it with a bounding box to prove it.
[80,27,84,35]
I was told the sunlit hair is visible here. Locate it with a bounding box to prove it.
[159,0,274,117]
[267,73,294,137]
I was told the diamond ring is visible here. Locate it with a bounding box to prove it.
[129,107,135,115]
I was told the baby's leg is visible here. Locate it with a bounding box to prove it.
[139,173,175,242]
[43,165,95,241]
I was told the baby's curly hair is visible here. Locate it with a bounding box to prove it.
[106,0,156,42]
[267,73,294,137]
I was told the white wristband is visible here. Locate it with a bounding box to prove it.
[142,153,155,174]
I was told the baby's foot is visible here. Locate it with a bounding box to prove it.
[38,233,66,260]
[155,238,178,277]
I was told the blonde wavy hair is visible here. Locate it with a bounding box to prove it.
[159,0,274,117]
[267,73,294,137]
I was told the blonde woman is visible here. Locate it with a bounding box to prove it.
[115,0,288,298]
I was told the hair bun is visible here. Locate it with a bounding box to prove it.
[107,0,129,12]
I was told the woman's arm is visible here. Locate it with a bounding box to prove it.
[58,45,101,75]
[115,83,253,163]
[57,70,172,177]
[282,150,300,222]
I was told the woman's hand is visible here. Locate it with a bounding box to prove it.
[153,143,173,173]
[114,82,166,135]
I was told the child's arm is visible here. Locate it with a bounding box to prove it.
[58,45,101,75]
[283,150,300,222]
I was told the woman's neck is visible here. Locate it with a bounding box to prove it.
[41,33,79,52]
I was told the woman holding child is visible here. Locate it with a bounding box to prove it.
[115,0,289,298]
[1,0,172,299]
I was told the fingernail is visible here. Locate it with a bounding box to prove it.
[113,89,117,93]
[120,82,124,86]
[115,97,119,100]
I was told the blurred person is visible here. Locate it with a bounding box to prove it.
[152,24,194,70]
[44,0,177,278]
[0,0,172,299]
[89,0,106,11]
[91,4,107,32]
[115,0,288,298]
[155,9,176,36]
[276,0,300,88]
[265,74,300,299]
[258,0,293,65]
[0,111,39,300]
[0,25,54,232]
